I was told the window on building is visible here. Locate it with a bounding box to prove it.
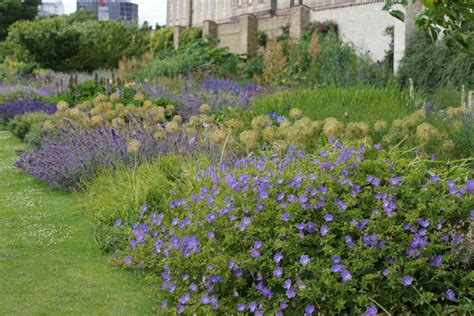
[207,0,210,15]
[214,0,217,13]
[176,0,179,20]
[201,0,204,17]
[248,0,252,5]
[183,0,186,18]
[237,0,242,7]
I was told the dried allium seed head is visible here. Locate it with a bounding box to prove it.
[56,101,69,112]
[251,115,271,129]
[90,115,102,128]
[373,120,388,133]
[166,121,179,133]
[200,104,211,114]
[110,92,121,102]
[154,131,165,140]
[323,117,344,139]
[225,119,244,130]
[127,139,141,154]
[143,100,154,109]
[239,130,260,150]
[166,104,175,113]
[133,92,146,102]
[93,94,109,105]
[441,139,455,154]
[289,108,303,119]
[262,126,275,142]
[173,115,183,125]
[208,129,226,144]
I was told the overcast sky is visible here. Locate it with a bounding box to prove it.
[62,0,167,25]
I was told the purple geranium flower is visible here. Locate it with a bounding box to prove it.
[402,275,413,286]
[237,303,246,312]
[430,255,442,267]
[323,213,334,222]
[176,304,185,313]
[123,256,132,265]
[239,217,251,231]
[446,289,456,301]
[330,264,345,273]
[251,248,260,259]
[418,218,430,228]
[304,304,315,315]
[362,305,378,316]
[286,287,296,299]
[341,269,352,283]
[274,252,283,263]
[273,266,283,278]
[281,212,291,222]
[320,224,329,236]
[299,255,311,266]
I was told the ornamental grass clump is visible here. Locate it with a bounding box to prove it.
[117,143,473,314]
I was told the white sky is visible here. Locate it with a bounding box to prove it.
[62,0,167,25]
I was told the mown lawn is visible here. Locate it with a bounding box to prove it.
[0,130,156,315]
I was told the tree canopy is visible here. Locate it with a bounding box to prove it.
[6,16,150,71]
[383,0,473,54]
[0,0,41,40]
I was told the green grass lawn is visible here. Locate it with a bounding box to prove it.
[0,130,157,314]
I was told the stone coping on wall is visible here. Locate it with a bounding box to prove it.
[311,0,384,11]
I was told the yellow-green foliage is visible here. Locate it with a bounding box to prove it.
[78,155,183,249]
[151,27,174,52]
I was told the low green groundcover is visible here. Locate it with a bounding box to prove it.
[115,143,473,314]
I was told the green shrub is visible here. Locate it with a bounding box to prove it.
[6,16,150,71]
[151,27,174,53]
[117,144,473,314]
[7,112,50,143]
[301,32,393,87]
[423,85,462,111]
[180,27,202,46]
[398,31,474,92]
[142,40,242,78]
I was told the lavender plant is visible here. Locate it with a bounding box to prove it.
[0,99,55,123]
[141,78,264,118]
[15,118,227,191]
[117,143,473,314]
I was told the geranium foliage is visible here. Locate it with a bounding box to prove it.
[117,143,473,314]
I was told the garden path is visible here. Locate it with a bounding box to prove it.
[0,130,155,314]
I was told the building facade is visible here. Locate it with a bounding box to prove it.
[168,0,422,72]
[77,0,139,24]
[38,0,65,17]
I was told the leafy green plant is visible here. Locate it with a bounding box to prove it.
[6,16,150,71]
[7,111,50,142]
[398,31,473,92]
[180,27,202,46]
[384,0,473,54]
[142,40,243,78]
[78,155,184,251]
[117,144,473,314]
[151,27,174,53]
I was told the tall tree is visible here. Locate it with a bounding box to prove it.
[0,0,41,40]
